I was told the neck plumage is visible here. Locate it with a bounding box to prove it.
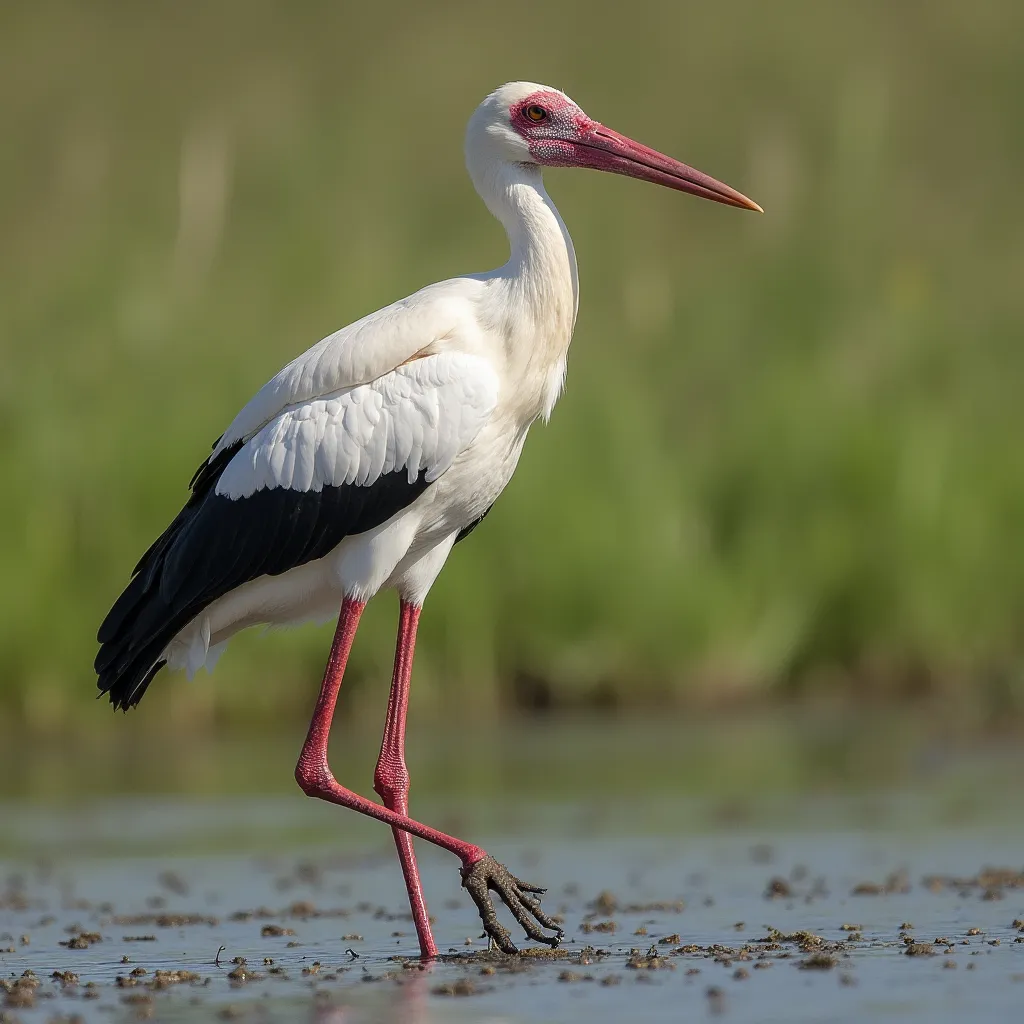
[470,159,579,422]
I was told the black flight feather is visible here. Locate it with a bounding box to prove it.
[96,439,430,711]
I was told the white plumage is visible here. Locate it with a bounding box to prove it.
[215,352,500,498]
[97,79,759,961]
[98,78,760,700]
[155,86,585,677]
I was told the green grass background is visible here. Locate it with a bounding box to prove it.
[2,0,1023,731]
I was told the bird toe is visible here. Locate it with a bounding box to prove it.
[461,853,561,953]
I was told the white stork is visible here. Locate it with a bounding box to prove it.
[96,81,760,958]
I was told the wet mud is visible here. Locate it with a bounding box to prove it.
[3,815,1024,1023]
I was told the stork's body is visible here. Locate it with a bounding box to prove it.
[96,82,759,958]
[165,160,577,673]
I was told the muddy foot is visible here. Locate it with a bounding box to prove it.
[461,854,563,954]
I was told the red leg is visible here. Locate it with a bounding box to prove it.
[373,600,436,958]
[295,596,562,956]
[295,597,485,860]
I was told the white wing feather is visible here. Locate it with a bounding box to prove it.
[214,283,480,457]
[215,351,499,499]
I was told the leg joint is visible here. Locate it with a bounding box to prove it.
[295,754,334,798]
[373,756,410,805]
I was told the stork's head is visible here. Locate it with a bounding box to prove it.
[466,81,761,212]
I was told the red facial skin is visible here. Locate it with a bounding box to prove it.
[510,90,762,212]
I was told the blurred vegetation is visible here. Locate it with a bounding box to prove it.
[2,0,1024,731]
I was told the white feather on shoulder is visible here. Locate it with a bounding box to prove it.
[215,351,499,499]
[213,280,486,458]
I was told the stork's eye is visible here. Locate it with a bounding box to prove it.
[525,104,548,122]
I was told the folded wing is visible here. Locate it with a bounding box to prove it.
[96,349,498,710]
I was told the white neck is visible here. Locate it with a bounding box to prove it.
[467,156,579,422]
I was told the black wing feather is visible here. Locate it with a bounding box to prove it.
[96,442,429,711]
[454,505,493,544]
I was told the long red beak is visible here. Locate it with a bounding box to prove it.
[570,124,762,213]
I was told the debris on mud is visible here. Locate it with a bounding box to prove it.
[558,969,587,983]
[584,891,683,917]
[227,965,262,983]
[706,985,725,1014]
[800,953,839,969]
[432,978,479,997]
[107,913,218,928]
[904,942,938,957]
[588,890,618,916]
[755,927,843,955]
[260,924,296,937]
[851,869,910,896]
[921,867,1024,900]
[2,970,40,1009]
[626,946,676,971]
[3,839,1024,1021]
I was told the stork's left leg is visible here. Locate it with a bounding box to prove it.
[373,600,437,959]
[296,593,562,955]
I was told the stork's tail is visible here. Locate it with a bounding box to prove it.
[95,506,197,710]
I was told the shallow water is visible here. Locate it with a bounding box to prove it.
[2,719,1024,1022]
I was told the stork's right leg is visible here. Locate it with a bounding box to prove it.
[373,600,436,959]
[294,596,562,955]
